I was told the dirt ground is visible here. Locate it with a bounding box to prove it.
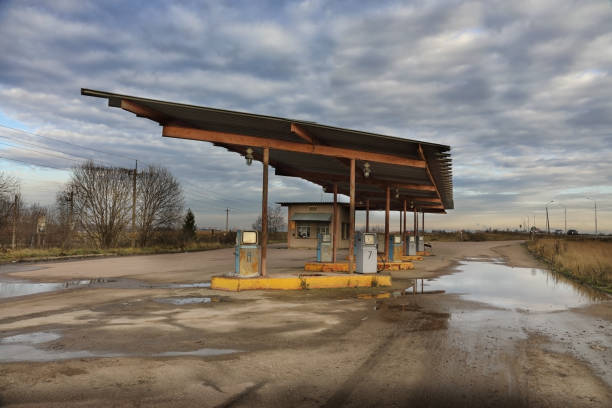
[0,241,610,407]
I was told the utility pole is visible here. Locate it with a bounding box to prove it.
[131,160,137,247]
[11,194,18,249]
[225,208,229,232]
[586,197,598,235]
[67,189,74,248]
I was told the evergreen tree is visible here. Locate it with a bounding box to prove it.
[182,209,196,241]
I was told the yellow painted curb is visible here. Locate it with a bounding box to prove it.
[305,262,349,272]
[305,262,414,272]
[400,255,424,261]
[417,251,432,256]
[379,261,415,271]
[211,274,392,292]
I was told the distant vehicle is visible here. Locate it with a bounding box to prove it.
[567,229,578,235]
[554,229,563,235]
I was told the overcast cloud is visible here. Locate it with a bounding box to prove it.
[0,0,611,232]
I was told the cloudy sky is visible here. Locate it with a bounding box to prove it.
[0,0,611,232]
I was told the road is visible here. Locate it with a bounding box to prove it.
[0,241,610,407]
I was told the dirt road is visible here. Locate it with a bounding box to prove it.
[0,241,610,407]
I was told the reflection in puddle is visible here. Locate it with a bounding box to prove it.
[155,297,215,305]
[0,278,212,299]
[0,281,67,298]
[0,331,241,362]
[426,259,606,311]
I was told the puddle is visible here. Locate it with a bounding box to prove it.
[417,258,612,387]
[157,348,239,357]
[155,297,215,305]
[0,281,69,298]
[168,282,211,288]
[0,277,212,300]
[425,259,606,312]
[0,331,241,362]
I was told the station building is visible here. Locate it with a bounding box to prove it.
[278,202,350,249]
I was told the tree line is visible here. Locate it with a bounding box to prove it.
[0,162,187,249]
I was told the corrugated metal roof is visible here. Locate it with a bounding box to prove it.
[291,213,333,222]
[81,88,453,213]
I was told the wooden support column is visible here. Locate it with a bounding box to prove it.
[414,207,418,239]
[422,212,425,237]
[349,159,356,274]
[365,200,370,233]
[332,183,338,263]
[261,148,269,277]
[385,186,390,262]
[403,199,407,253]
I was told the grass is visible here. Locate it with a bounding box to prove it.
[0,241,233,264]
[426,231,529,242]
[526,238,612,294]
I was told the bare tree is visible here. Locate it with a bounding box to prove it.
[137,165,184,246]
[0,171,18,236]
[69,162,132,248]
[0,171,17,197]
[252,205,285,233]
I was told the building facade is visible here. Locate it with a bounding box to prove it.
[279,202,351,249]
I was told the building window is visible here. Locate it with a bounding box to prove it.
[297,223,311,238]
[317,224,329,237]
[342,222,349,240]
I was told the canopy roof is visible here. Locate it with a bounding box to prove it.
[82,88,453,213]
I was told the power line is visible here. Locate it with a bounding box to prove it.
[0,155,70,171]
[0,133,118,167]
[0,140,84,164]
[0,124,140,163]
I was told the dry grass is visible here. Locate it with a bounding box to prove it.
[427,231,529,242]
[0,241,231,264]
[527,238,612,293]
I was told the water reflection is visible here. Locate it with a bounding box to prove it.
[426,259,606,311]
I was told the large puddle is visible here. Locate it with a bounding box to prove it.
[0,278,211,300]
[420,258,612,386]
[424,258,606,312]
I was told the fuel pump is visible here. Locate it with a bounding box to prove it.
[388,234,402,261]
[317,233,332,262]
[233,230,259,277]
[355,232,378,274]
[407,235,417,256]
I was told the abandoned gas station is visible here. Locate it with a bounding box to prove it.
[82,88,453,290]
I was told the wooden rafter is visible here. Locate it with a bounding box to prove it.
[418,144,444,205]
[290,123,317,144]
[121,100,168,124]
[162,125,427,168]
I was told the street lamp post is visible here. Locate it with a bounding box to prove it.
[586,197,598,235]
[545,200,555,234]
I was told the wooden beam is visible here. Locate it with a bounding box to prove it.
[365,199,370,233]
[275,166,436,191]
[290,123,316,144]
[121,100,168,124]
[418,144,444,204]
[162,125,426,168]
[261,147,269,277]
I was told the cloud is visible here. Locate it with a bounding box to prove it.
[0,0,611,231]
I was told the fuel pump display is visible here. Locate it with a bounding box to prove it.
[233,230,260,277]
[356,232,378,274]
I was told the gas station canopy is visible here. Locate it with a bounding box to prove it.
[81,88,453,213]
